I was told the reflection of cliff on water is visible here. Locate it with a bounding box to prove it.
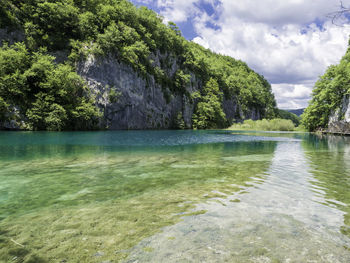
[0,134,276,263]
[302,134,350,238]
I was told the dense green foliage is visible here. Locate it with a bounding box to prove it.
[302,46,350,131]
[228,119,296,131]
[0,0,277,130]
[192,78,227,129]
[0,43,101,130]
[287,108,304,117]
[277,109,301,126]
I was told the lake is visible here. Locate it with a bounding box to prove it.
[0,131,349,262]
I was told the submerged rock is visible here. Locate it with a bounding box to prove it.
[94,251,105,257]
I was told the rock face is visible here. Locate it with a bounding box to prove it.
[78,55,260,130]
[0,28,24,46]
[0,29,263,130]
[78,55,194,129]
[327,95,350,134]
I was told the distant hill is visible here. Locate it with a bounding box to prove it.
[277,109,301,126]
[286,109,305,117]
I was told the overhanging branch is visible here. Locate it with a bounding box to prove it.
[327,1,350,26]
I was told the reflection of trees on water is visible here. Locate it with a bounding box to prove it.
[302,134,350,237]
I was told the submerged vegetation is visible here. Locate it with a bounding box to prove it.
[227,119,296,131]
[1,132,350,261]
[302,136,350,238]
[0,132,276,262]
[0,0,277,130]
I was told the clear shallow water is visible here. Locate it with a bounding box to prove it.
[0,131,349,262]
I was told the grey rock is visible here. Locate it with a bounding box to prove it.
[327,95,350,134]
[94,251,105,257]
[0,106,26,131]
[0,28,24,46]
[78,54,195,130]
[0,44,266,130]
[78,54,259,130]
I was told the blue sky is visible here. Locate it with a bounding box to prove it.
[131,0,350,109]
[131,0,200,39]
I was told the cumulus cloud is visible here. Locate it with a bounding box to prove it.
[134,0,350,109]
[193,0,350,108]
[272,83,313,109]
[218,0,343,26]
[156,0,201,23]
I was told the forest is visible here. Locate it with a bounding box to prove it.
[0,0,277,130]
[302,43,350,131]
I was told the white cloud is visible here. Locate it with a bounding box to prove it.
[157,0,201,23]
[195,0,350,109]
[197,20,350,83]
[137,0,350,109]
[218,0,344,26]
[272,83,313,109]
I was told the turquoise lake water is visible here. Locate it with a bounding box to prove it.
[0,130,349,262]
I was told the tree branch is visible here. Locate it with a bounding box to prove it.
[327,1,350,26]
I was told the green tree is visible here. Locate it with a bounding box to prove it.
[277,109,301,126]
[26,93,67,131]
[193,78,227,129]
[0,96,9,124]
[0,43,100,131]
[0,0,278,130]
[302,58,349,131]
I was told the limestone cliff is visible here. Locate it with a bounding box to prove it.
[78,54,261,130]
[0,0,277,131]
[326,95,350,134]
[78,55,193,129]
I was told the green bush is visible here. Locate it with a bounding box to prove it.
[108,88,121,103]
[175,112,185,129]
[192,78,227,129]
[0,0,18,29]
[0,43,101,131]
[0,96,9,123]
[228,118,295,131]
